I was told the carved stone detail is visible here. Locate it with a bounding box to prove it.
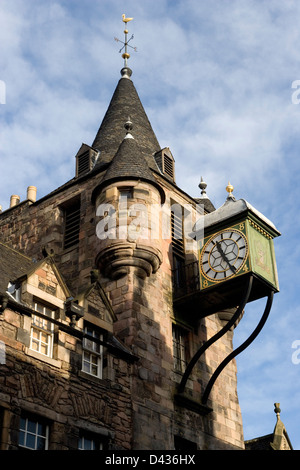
[96,242,163,279]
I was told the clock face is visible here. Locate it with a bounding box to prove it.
[200,228,248,282]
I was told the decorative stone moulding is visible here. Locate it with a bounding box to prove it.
[218,307,244,328]
[95,241,163,279]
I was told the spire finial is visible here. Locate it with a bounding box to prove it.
[124,117,134,139]
[199,176,208,198]
[226,181,234,199]
[114,14,137,71]
[274,403,281,421]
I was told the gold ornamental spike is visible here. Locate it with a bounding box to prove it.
[226,181,234,197]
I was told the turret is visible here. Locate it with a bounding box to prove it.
[92,119,164,280]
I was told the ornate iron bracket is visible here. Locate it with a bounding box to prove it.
[178,275,253,395]
[202,289,273,405]
[177,274,274,407]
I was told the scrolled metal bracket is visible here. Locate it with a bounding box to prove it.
[178,275,253,395]
[177,274,274,409]
[201,289,273,405]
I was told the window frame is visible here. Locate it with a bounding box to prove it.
[82,324,104,379]
[18,414,49,450]
[172,323,188,373]
[78,433,104,450]
[119,187,134,200]
[29,302,55,358]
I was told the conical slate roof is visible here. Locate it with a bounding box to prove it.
[93,121,165,203]
[92,68,160,171]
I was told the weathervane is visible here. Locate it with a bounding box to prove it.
[114,14,137,67]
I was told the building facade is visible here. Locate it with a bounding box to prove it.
[0,61,274,450]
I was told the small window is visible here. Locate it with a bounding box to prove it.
[82,324,103,378]
[173,255,186,290]
[119,188,133,199]
[63,200,81,250]
[172,324,188,373]
[30,302,55,357]
[19,415,49,450]
[174,435,197,451]
[78,433,104,450]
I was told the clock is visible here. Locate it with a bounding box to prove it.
[194,188,280,314]
[173,187,281,319]
[200,228,248,282]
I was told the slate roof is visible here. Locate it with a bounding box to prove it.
[92,129,166,203]
[0,242,34,295]
[103,134,157,183]
[92,68,161,171]
[244,434,274,450]
[194,197,216,214]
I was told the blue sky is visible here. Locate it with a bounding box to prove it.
[0,0,299,449]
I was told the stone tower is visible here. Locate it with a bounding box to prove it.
[0,62,248,450]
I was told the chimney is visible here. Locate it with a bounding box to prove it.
[10,195,20,208]
[27,186,37,203]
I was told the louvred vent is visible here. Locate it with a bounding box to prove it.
[77,152,90,176]
[75,145,99,177]
[154,148,175,182]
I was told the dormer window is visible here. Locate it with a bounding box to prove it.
[75,144,99,177]
[30,302,55,357]
[82,323,104,378]
[154,147,175,182]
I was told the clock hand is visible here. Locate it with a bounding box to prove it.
[216,241,237,274]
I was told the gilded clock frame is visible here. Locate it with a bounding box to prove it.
[199,223,249,285]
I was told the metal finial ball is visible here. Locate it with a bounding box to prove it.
[199,177,207,196]
[199,176,206,188]
[125,117,133,132]
[121,67,132,78]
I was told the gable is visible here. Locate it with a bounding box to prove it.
[20,257,71,309]
[76,281,116,333]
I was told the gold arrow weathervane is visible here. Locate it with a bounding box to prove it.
[114,14,137,67]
